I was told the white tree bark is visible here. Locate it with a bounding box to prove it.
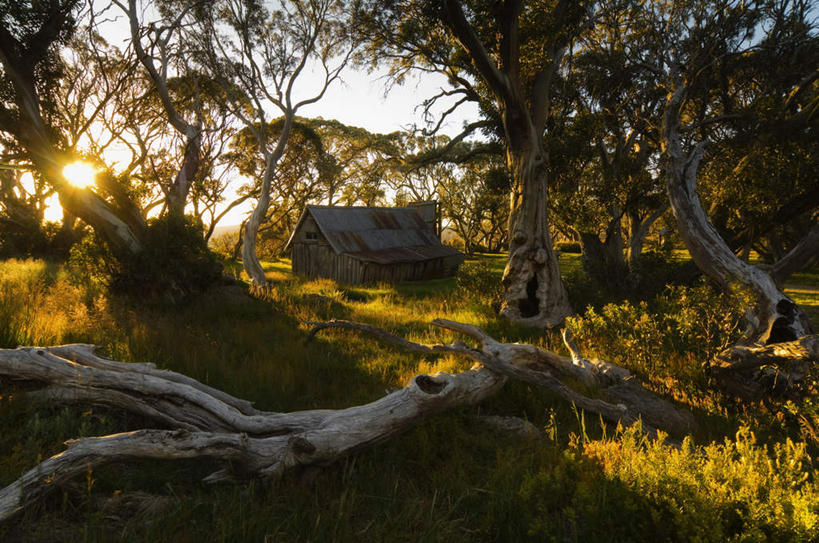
[0,318,694,523]
[242,115,295,289]
[662,78,813,345]
[0,341,503,522]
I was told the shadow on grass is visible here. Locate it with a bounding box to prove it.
[6,408,780,543]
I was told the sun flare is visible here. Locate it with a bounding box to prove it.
[62,162,98,188]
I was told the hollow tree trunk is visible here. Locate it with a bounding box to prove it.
[438,0,571,328]
[500,125,571,328]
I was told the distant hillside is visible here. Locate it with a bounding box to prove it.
[211,224,241,239]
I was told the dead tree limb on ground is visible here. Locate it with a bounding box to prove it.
[0,318,693,523]
[712,334,819,399]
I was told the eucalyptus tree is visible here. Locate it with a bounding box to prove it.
[227,118,333,255]
[303,118,400,207]
[694,0,819,278]
[362,0,603,327]
[110,0,235,219]
[617,0,818,345]
[194,0,357,290]
[438,155,510,254]
[0,0,144,253]
[549,7,667,287]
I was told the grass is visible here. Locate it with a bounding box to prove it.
[785,268,819,324]
[0,254,818,542]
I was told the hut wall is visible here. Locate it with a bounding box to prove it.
[294,246,464,285]
[292,241,335,278]
[356,255,463,284]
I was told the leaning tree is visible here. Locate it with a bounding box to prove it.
[0,0,144,254]
[624,0,817,343]
[604,0,819,396]
[192,0,358,290]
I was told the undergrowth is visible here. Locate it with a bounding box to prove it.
[0,255,817,541]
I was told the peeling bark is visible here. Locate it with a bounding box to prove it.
[440,0,573,328]
[499,123,572,328]
[0,318,693,522]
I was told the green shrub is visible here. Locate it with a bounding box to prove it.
[555,240,582,253]
[69,215,223,302]
[508,425,818,542]
[455,259,504,308]
[658,282,753,361]
[567,300,667,375]
[579,427,819,542]
[566,280,751,377]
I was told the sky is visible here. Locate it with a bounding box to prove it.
[40,67,480,224]
[41,3,482,226]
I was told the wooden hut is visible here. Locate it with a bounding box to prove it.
[284,203,464,284]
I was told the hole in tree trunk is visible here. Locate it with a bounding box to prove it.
[518,275,540,318]
[767,299,798,344]
[415,375,445,394]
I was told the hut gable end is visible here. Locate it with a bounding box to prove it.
[286,205,463,284]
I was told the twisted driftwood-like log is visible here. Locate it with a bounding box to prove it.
[0,318,693,523]
[712,334,819,399]
[308,319,694,436]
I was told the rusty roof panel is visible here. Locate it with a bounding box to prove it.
[298,205,456,257]
[346,245,463,264]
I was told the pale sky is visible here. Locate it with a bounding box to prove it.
[43,3,482,226]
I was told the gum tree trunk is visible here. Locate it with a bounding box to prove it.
[501,129,571,326]
[242,114,295,290]
[579,214,629,288]
[439,0,573,327]
[662,82,812,344]
[164,129,202,218]
[127,0,202,219]
[626,204,668,270]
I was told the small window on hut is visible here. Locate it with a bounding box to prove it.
[305,231,319,241]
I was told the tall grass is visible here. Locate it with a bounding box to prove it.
[1,256,818,541]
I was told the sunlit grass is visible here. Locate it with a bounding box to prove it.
[1,254,818,541]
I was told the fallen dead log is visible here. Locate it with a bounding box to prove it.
[712,334,819,399]
[0,318,693,523]
[0,362,503,522]
[307,319,695,436]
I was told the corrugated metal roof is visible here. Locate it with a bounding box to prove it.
[285,205,462,264]
[348,245,462,264]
